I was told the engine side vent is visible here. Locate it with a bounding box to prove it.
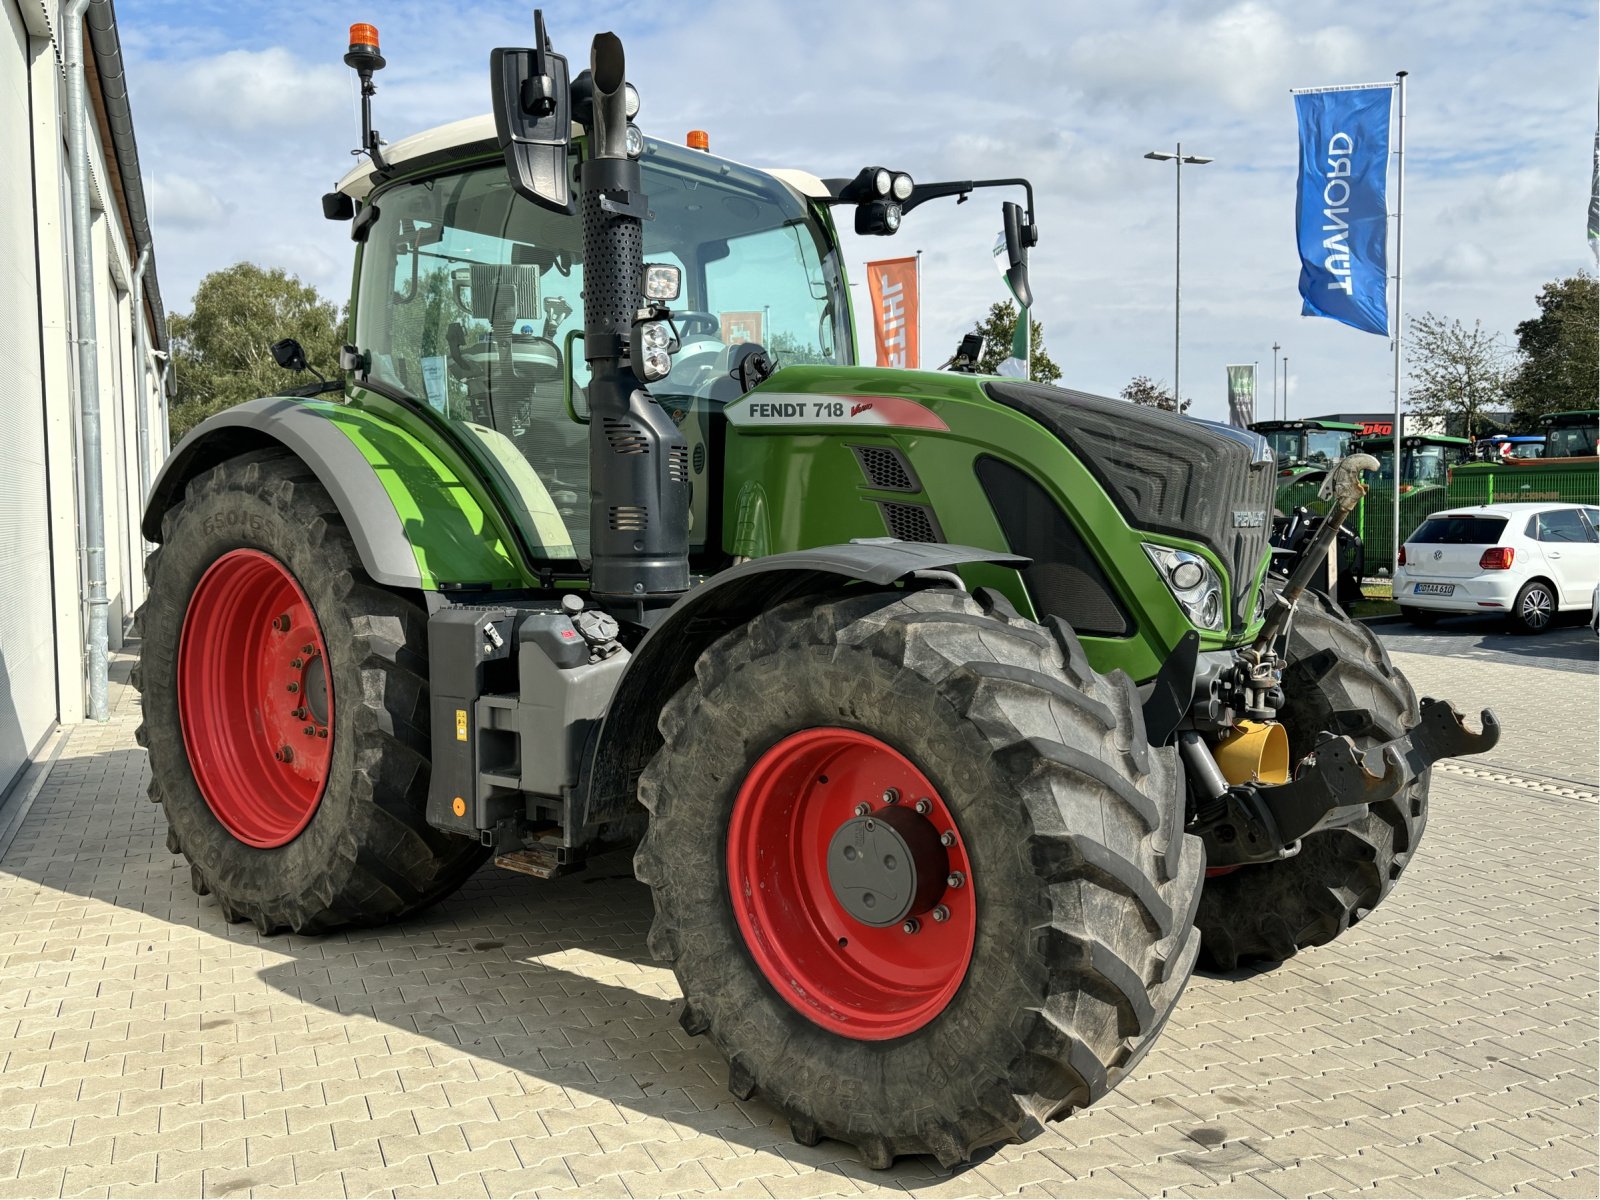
[851,444,919,492]
[692,443,707,474]
[603,418,650,455]
[975,456,1132,638]
[877,501,944,544]
[668,446,689,483]
[609,505,648,531]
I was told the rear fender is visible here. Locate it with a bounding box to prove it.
[580,541,1027,827]
[144,397,529,590]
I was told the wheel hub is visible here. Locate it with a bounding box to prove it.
[826,807,948,927]
[177,549,334,848]
[726,727,976,1040]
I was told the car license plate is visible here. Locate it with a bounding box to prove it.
[1415,583,1455,597]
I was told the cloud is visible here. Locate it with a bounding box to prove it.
[146,174,233,230]
[139,47,347,135]
[121,0,1597,423]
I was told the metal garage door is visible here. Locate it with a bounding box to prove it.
[0,0,58,794]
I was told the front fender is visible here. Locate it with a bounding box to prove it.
[580,541,1027,827]
[144,397,529,590]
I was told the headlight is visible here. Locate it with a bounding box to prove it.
[873,167,891,196]
[634,320,674,381]
[1143,543,1226,632]
[891,172,914,200]
[625,123,645,159]
[624,83,641,119]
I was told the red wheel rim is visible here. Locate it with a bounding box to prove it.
[177,549,334,848]
[727,728,976,1040]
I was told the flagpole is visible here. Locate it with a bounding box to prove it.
[1391,70,1408,579]
[915,249,923,369]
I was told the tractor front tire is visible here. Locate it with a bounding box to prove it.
[635,589,1204,1168]
[134,450,486,934]
[1195,590,1425,970]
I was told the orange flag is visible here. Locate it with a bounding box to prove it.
[866,256,919,369]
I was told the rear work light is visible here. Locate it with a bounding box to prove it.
[1479,546,1515,570]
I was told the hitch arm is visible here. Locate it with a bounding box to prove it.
[1193,699,1500,869]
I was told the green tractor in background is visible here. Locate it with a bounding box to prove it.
[133,15,1498,1168]
[1447,409,1600,513]
[1250,418,1366,516]
[1354,432,1474,569]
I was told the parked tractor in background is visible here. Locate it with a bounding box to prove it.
[1353,432,1474,570]
[1448,409,1600,514]
[1251,417,1365,516]
[133,15,1499,1168]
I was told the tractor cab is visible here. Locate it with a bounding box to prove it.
[1540,409,1599,459]
[336,126,851,567]
[1249,418,1362,473]
[1354,432,1472,492]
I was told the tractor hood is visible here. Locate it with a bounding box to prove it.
[983,380,1277,632]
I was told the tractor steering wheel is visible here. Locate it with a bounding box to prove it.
[673,311,723,341]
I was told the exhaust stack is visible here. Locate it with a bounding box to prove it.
[578,33,690,614]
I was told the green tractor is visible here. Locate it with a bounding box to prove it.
[134,16,1499,1168]
[1354,432,1474,569]
[1447,409,1600,512]
[1250,418,1366,515]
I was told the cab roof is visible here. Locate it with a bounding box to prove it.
[334,113,832,203]
[1249,419,1364,433]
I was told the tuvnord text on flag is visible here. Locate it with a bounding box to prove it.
[1291,82,1394,336]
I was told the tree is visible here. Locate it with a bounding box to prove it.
[967,301,1061,383]
[1506,272,1598,423]
[168,263,345,438]
[1120,374,1190,413]
[1403,312,1509,442]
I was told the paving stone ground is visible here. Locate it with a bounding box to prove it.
[0,628,1595,1200]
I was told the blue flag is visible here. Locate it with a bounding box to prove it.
[1293,85,1393,335]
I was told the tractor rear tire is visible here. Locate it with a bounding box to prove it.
[1195,590,1425,970]
[635,588,1204,1168]
[133,450,487,934]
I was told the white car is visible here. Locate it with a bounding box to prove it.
[1394,502,1599,633]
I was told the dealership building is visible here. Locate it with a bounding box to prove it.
[1,0,169,799]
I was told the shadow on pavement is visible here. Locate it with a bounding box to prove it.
[0,737,995,1188]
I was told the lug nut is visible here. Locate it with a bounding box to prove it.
[946,871,965,889]
[304,726,315,736]
[292,707,307,720]
[940,830,956,847]
[914,798,932,815]
[882,788,899,805]
[291,658,304,669]
[272,613,291,632]
[931,905,950,923]
[302,644,314,654]
[317,729,328,739]
[854,802,870,817]
[286,682,299,693]
[274,746,294,763]
[901,918,919,934]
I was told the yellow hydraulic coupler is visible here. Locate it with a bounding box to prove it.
[1212,720,1290,786]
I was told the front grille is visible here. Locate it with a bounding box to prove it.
[878,501,943,543]
[984,381,1274,632]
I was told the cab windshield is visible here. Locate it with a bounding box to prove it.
[1368,445,1450,487]
[1265,428,1348,467]
[353,139,852,562]
[1546,420,1599,457]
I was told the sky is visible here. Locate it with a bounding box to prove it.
[119,0,1597,426]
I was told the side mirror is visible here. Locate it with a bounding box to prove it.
[1001,201,1033,309]
[490,10,574,215]
[270,338,309,372]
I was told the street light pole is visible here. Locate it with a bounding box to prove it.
[1271,341,1281,420]
[1145,143,1212,408]
[1282,356,1290,420]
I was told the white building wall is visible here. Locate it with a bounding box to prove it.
[1,0,167,793]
